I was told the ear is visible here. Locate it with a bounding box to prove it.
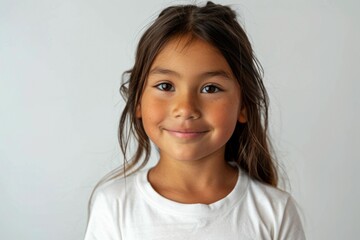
[136,103,142,118]
[238,105,247,123]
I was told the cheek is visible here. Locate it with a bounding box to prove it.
[207,101,239,131]
[216,113,238,135]
[140,98,165,125]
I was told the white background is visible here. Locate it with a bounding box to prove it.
[1,0,359,239]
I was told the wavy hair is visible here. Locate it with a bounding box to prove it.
[92,2,278,202]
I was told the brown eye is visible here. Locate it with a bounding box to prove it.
[155,83,175,91]
[202,85,221,93]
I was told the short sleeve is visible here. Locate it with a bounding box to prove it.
[84,190,122,240]
[277,196,306,240]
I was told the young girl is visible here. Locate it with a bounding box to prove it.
[85,2,305,239]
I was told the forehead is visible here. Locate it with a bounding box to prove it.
[149,35,233,77]
[162,34,219,55]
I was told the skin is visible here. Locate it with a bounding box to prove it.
[137,35,247,204]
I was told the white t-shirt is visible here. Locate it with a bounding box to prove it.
[84,167,305,240]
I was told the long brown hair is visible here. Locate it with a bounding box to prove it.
[94,1,278,198]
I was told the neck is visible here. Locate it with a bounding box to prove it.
[149,151,238,192]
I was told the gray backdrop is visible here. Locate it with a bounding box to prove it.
[1,0,359,239]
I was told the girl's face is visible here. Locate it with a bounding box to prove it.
[137,35,246,163]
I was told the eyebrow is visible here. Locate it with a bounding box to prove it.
[149,67,232,80]
[149,67,181,77]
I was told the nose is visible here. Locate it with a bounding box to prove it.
[172,92,201,120]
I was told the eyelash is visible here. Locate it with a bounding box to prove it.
[155,82,175,92]
[201,85,222,93]
[154,83,223,93]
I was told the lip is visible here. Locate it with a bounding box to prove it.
[164,128,209,139]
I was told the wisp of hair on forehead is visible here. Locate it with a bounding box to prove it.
[94,2,278,199]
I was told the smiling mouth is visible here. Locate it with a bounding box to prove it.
[164,129,209,139]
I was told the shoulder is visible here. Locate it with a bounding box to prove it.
[241,174,305,239]
[84,169,148,240]
[90,169,145,207]
[84,173,135,240]
[247,176,292,206]
[244,175,298,220]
